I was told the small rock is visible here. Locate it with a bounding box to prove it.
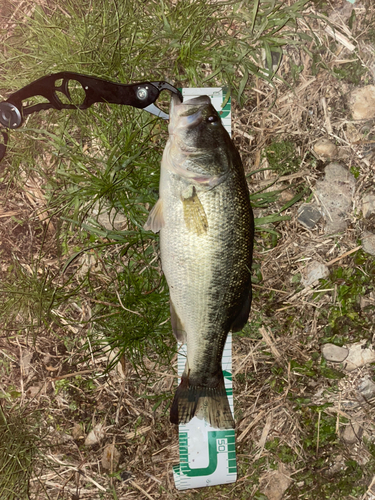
[77,253,102,279]
[323,342,375,371]
[348,86,375,120]
[362,193,375,218]
[49,428,74,445]
[315,162,356,234]
[343,341,375,372]
[297,204,322,229]
[358,377,375,400]
[313,139,338,158]
[20,350,33,378]
[360,294,375,309]
[261,464,292,500]
[120,470,132,481]
[328,1,354,23]
[327,454,345,476]
[27,384,44,398]
[85,423,105,447]
[43,354,52,365]
[279,189,295,204]
[60,432,74,444]
[301,260,330,287]
[341,422,363,444]
[362,231,375,256]
[346,122,363,143]
[98,209,127,231]
[71,423,84,441]
[92,202,127,231]
[102,444,121,471]
[322,343,349,363]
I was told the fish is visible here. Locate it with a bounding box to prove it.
[144,94,254,429]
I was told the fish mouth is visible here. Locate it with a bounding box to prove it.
[169,95,211,131]
[171,94,211,109]
[182,95,211,107]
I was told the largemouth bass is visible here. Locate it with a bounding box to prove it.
[145,94,254,429]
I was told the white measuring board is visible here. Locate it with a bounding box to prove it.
[173,87,236,490]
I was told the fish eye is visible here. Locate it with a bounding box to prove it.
[206,114,219,124]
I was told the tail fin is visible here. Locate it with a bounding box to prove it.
[170,372,234,429]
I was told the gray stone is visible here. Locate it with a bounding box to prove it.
[362,193,375,218]
[328,1,355,23]
[343,341,375,372]
[362,231,375,256]
[85,422,105,447]
[327,455,345,476]
[360,292,375,309]
[346,122,363,143]
[313,139,338,158]
[323,342,375,371]
[91,202,127,231]
[98,208,127,231]
[261,464,292,500]
[358,377,375,401]
[297,204,322,229]
[322,343,349,363]
[301,260,330,286]
[71,423,84,441]
[341,423,363,444]
[348,86,375,120]
[315,162,356,234]
[279,189,295,204]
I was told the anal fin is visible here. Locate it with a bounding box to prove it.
[170,300,187,343]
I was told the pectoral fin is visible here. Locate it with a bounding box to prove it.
[182,186,208,236]
[170,300,187,343]
[144,198,164,233]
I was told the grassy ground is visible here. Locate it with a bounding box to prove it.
[1,0,375,498]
